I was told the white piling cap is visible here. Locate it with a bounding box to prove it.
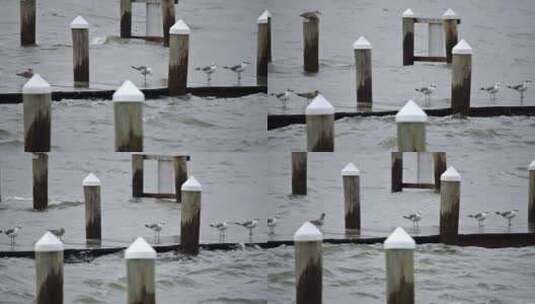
[263,9,272,18]
[113,80,145,102]
[529,160,535,171]
[402,8,415,17]
[257,11,269,24]
[35,232,64,252]
[22,74,52,94]
[441,166,461,182]
[181,176,202,191]
[341,162,360,176]
[353,36,372,50]
[294,221,323,242]
[452,39,472,55]
[170,19,190,35]
[305,94,335,115]
[395,100,427,123]
[442,8,458,19]
[384,227,415,249]
[125,237,156,259]
[83,173,101,186]
[70,15,89,29]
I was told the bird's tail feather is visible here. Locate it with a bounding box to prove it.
[195,67,201,71]
[144,224,151,228]
[223,66,231,69]
[402,216,410,219]
[468,214,475,218]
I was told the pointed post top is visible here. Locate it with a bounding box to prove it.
[305,94,335,115]
[452,39,472,55]
[529,160,535,171]
[83,173,101,186]
[182,176,202,191]
[353,36,372,50]
[263,9,272,18]
[70,15,89,29]
[125,237,156,259]
[294,222,323,242]
[258,11,269,24]
[441,166,461,182]
[113,80,145,102]
[341,162,360,176]
[170,19,190,35]
[402,8,415,17]
[384,227,415,249]
[442,8,458,19]
[35,232,63,252]
[23,74,52,94]
[395,100,428,123]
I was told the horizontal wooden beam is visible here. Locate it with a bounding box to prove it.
[413,17,461,24]
[413,56,447,62]
[142,192,176,199]
[139,154,190,161]
[132,0,179,3]
[402,183,436,189]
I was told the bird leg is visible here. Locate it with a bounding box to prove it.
[144,75,147,88]
[520,92,524,105]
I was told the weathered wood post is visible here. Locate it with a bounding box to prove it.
[125,237,156,304]
[440,166,461,244]
[20,0,36,46]
[23,74,51,152]
[433,152,447,193]
[0,167,2,203]
[303,17,319,73]
[342,162,360,231]
[354,36,372,112]
[265,10,272,62]
[291,152,307,195]
[120,0,132,38]
[113,80,144,152]
[35,232,63,304]
[146,0,162,37]
[306,94,335,152]
[528,160,535,230]
[395,100,427,152]
[33,153,48,210]
[168,20,190,96]
[451,39,472,116]
[384,227,415,304]
[391,152,403,192]
[83,173,101,244]
[181,176,201,255]
[442,9,459,64]
[161,0,175,46]
[71,16,90,88]
[173,155,188,203]
[294,222,322,304]
[402,9,415,66]
[257,11,269,86]
[132,154,144,197]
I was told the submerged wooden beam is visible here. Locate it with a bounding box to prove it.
[413,56,447,62]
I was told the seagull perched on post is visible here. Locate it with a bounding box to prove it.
[16,68,33,79]
[145,222,165,243]
[195,63,217,84]
[271,89,294,108]
[4,226,22,246]
[131,65,152,87]
[403,212,422,230]
[495,209,519,227]
[507,80,531,104]
[480,82,500,103]
[234,219,259,237]
[468,212,490,227]
[295,89,320,100]
[310,213,326,228]
[223,61,250,84]
[300,10,321,21]
[415,84,436,106]
[210,221,228,241]
[267,216,279,234]
[49,228,65,240]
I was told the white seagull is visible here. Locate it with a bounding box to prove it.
[4,226,22,246]
[195,63,217,84]
[267,216,279,234]
[271,89,293,108]
[480,82,500,103]
[131,65,153,87]
[507,80,531,104]
[145,222,165,243]
[403,212,422,229]
[234,219,259,237]
[49,228,65,240]
[495,209,519,227]
[310,213,326,228]
[467,212,490,227]
[210,221,228,241]
[415,84,436,106]
[223,61,250,83]
[16,68,34,79]
[300,11,321,21]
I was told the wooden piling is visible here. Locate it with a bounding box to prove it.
[303,18,319,73]
[442,9,459,64]
[294,222,322,304]
[440,166,461,245]
[391,152,403,192]
[181,176,201,255]
[354,36,373,112]
[146,0,161,38]
[161,0,175,47]
[125,237,156,304]
[265,10,272,62]
[168,20,190,96]
[395,100,427,152]
[132,154,144,197]
[83,173,101,243]
[305,94,335,152]
[342,163,360,231]
[384,227,415,304]
[433,152,447,193]
[20,0,36,46]
[451,40,472,116]
[256,11,269,86]
[291,152,307,195]
[35,232,64,304]
[173,155,188,203]
[120,0,132,38]
[113,80,144,152]
[402,9,415,66]
[33,153,48,210]
[529,160,535,230]
[23,74,52,152]
[70,16,90,88]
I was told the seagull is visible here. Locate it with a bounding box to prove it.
[4,226,22,246]
[223,61,250,83]
[495,209,519,227]
[267,216,279,234]
[415,85,436,106]
[300,10,321,21]
[195,63,217,84]
[131,65,152,87]
[16,68,33,79]
[295,89,320,100]
[145,222,165,243]
[403,212,422,230]
[234,219,259,237]
[507,80,531,104]
[49,228,65,240]
[310,213,326,228]
[467,212,490,227]
[210,222,228,241]
[271,89,293,108]
[480,82,500,103]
